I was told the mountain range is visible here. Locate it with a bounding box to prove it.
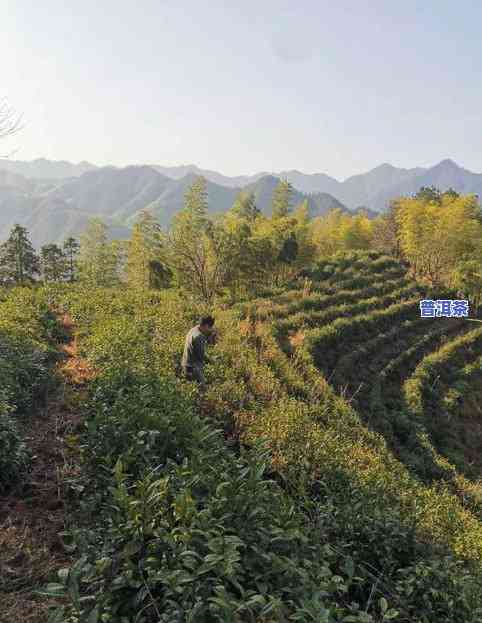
[154,159,482,211]
[0,164,345,247]
[0,157,481,247]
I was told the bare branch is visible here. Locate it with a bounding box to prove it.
[0,98,23,142]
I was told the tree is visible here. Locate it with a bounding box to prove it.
[453,260,482,311]
[312,210,343,256]
[231,191,260,221]
[292,200,316,269]
[443,188,460,201]
[396,191,482,285]
[0,224,39,285]
[40,243,67,282]
[212,213,268,299]
[271,179,293,219]
[252,211,301,285]
[341,213,373,250]
[414,186,442,204]
[278,232,299,264]
[111,239,129,283]
[372,201,402,257]
[168,177,222,302]
[414,186,460,205]
[185,176,209,225]
[78,219,119,287]
[63,237,80,282]
[127,211,170,289]
[312,209,373,258]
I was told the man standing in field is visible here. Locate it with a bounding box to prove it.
[181,315,216,388]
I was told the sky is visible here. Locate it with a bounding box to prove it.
[3,0,482,180]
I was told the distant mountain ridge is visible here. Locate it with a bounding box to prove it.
[1,157,481,247]
[146,159,482,210]
[0,158,96,180]
[0,159,426,205]
[0,164,346,247]
[4,157,481,208]
[369,159,482,212]
[152,164,267,188]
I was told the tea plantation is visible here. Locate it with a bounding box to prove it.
[2,251,482,622]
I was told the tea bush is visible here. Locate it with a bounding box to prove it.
[0,287,61,413]
[402,327,482,478]
[196,301,482,569]
[273,284,421,339]
[0,394,29,492]
[269,276,413,319]
[247,260,482,548]
[404,326,482,421]
[303,299,420,373]
[0,287,62,490]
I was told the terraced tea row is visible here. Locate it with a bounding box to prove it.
[239,283,482,569]
[270,276,413,318]
[296,307,476,482]
[307,253,406,281]
[248,251,409,315]
[403,326,482,475]
[253,276,411,322]
[254,252,482,520]
[334,319,455,400]
[368,320,471,423]
[304,299,422,373]
[404,326,482,419]
[273,283,421,340]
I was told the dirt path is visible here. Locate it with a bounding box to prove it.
[0,314,93,623]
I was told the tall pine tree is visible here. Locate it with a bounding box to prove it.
[231,191,260,221]
[0,224,39,285]
[40,243,67,282]
[63,237,80,282]
[168,176,220,301]
[271,179,293,219]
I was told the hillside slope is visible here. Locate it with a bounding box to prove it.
[27,258,482,621]
[249,251,482,511]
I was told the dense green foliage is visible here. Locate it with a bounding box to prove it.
[3,239,482,621]
[0,395,29,493]
[26,262,480,622]
[0,288,60,490]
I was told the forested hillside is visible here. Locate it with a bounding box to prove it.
[4,156,482,247]
[2,179,482,622]
[0,166,346,247]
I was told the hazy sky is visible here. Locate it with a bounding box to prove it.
[3,0,482,179]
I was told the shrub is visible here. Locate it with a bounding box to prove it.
[0,331,50,413]
[0,396,29,492]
